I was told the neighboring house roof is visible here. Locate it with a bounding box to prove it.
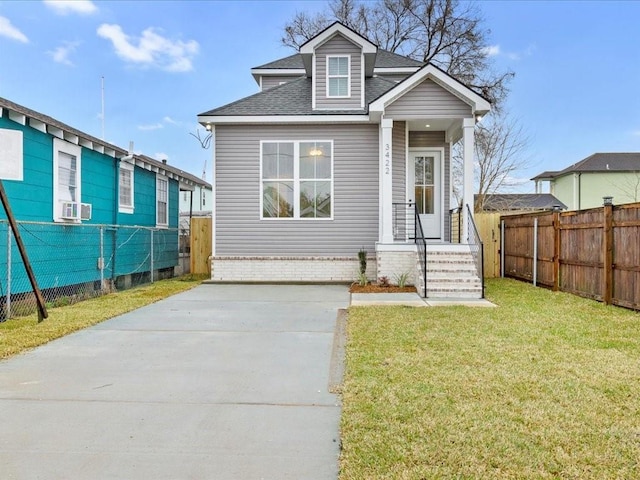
[200,76,397,117]
[0,95,126,158]
[137,155,211,189]
[0,96,201,188]
[477,194,567,211]
[532,153,640,180]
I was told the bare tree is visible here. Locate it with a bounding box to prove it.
[609,172,640,204]
[282,0,513,105]
[452,112,530,211]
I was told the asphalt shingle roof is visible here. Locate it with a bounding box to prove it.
[477,194,567,211]
[200,76,398,117]
[373,49,424,68]
[252,48,423,70]
[532,153,640,180]
[254,53,304,70]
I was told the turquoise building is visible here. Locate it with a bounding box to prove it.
[0,97,197,311]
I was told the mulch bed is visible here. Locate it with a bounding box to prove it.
[349,283,417,294]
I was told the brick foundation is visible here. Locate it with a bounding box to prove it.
[210,256,377,283]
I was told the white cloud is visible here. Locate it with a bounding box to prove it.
[163,116,178,125]
[48,40,80,66]
[632,130,640,137]
[154,153,169,161]
[138,123,163,131]
[482,45,500,57]
[97,24,199,72]
[43,0,98,15]
[0,16,29,43]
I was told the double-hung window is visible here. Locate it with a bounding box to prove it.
[119,162,134,214]
[261,141,332,219]
[53,138,81,222]
[156,175,168,226]
[327,56,350,97]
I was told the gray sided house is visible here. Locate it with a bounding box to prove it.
[198,22,491,298]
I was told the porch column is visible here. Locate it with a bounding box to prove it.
[380,118,394,243]
[462,117,475,242]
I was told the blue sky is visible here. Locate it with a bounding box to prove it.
[1,0,639,191]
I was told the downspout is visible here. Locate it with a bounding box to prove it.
[578,173,581,210]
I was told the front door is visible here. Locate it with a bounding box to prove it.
[408,150,441,239]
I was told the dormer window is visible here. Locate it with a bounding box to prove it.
[327,56,350,97]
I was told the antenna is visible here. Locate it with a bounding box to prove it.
[101,76,105,140]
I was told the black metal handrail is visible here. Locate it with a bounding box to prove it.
[466,204,485,298]
[391,202,427,297]
[414,203,427,298]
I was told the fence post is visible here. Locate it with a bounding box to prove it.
[150,229,154,283]
[533,217,538,286]
[603,197,614,305]
[553,209,561,291]
[6,225,11,319]
[500,219,505,278]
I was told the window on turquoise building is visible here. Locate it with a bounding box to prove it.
[156,175,168,226]
[53,138,82,222]
[119,162,134,214]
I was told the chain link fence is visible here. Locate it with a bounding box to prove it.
[0,220,181,321]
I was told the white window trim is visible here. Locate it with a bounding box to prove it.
[156,174,169,228]
[118,161,134,214]
[260,140,334,221]
[326,55,350,98]
[52,138,81,223]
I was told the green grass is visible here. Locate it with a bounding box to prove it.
[0,274,207,359]
[340,278,640,479]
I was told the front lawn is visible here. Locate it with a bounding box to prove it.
[340,278,640,479]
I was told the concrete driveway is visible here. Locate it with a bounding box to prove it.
[0,284,350,479]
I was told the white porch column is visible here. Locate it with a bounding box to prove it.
[462,117,475,242]
[380,118,394,243]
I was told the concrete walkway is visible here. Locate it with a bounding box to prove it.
[0,284,350,480]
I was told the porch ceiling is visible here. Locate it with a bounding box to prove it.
[407,118,458,132]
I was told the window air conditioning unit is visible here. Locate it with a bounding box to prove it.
[80,203,92,221]
[61,202,78,219]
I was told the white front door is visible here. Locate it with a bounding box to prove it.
[408,150,441,239]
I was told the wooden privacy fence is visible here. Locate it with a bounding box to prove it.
[190,217,212,275]
[501,202,640,310]
[449,211,501,278]
[475,213,501,278]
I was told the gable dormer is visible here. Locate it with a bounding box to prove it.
[299,22,377,111]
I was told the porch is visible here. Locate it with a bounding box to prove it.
[374,202,485,299]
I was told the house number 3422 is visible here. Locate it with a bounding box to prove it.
[384,143,390,174]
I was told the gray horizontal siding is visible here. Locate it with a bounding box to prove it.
[316,35,362,110]
[386,79,472,118]
[215,124,379,257]
[261,76,303,91]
